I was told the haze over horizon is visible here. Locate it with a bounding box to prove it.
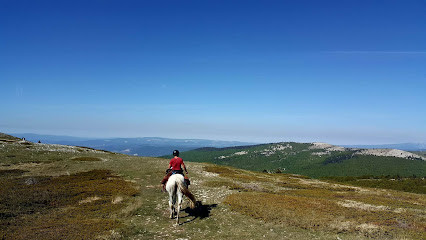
[5,132,426,147]
[1,1,425,145]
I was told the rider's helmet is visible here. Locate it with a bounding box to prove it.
[173,150,179,156]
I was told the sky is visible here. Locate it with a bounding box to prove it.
[1,0,425,144]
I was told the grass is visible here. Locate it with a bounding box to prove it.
[71,156,103,161]
[203,164,277,183]
[0,169,28,177]
[0,133,21,141]
[0,140,340,239]
[201,164,426,239]
[204,180,245,191]
[0,169,139,240]
[211,163,426,239]
[322,176,426,194]
[1,136,425,239]
[224,192,425,239]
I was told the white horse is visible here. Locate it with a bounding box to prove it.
[166,173,196,225]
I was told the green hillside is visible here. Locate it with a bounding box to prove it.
[0,133,21,141]
[176,142,426,178]
[1,136,425,239]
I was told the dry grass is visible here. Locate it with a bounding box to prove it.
[225,191,425,239]
[0,169,139,240]
[1,139,425,239]
[201,164,426,239]
[213,166,426,240]
[0,169,28,177]
[0,133,21,141]
[71,156,103,161]
[203,165,275,183]
[204,179,245,191]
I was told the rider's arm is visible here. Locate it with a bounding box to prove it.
[182,162,188,174]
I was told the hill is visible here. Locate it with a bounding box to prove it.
[177,142,426,178]
[412,151,426,158]
[342,143,426,151]
[9,133,255,156]
[1,135,425,239]
[0,133,21,141]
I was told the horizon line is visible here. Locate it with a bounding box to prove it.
[326,50,426,54]
[6,132,425,146]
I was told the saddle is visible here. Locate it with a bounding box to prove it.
[161,168,190,186]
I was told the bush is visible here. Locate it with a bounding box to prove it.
[72,157,102,161]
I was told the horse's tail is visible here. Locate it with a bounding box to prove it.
[177,179,196,209]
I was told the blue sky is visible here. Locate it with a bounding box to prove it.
[1,0,425,144]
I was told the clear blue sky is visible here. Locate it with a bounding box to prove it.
[1,0,425,144]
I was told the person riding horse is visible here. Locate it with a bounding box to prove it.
[161,150,190,191]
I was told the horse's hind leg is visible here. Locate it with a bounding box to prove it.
[169,195,175,219]
[169,201,173,219]
[176,202,180,225]
[176,191,183,225]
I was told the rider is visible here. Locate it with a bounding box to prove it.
[169,150,188,175]
[161,150,189,191]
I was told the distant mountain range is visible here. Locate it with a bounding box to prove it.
[4,133,425,178]
[180,142,426,178]
[182,142,426,177]
[8,133,256,157]
[7,133,425,157]
[341,143,426,151]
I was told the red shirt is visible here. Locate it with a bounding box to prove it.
[169,157,183,170]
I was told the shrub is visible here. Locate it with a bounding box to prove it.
[72,157,102,161]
